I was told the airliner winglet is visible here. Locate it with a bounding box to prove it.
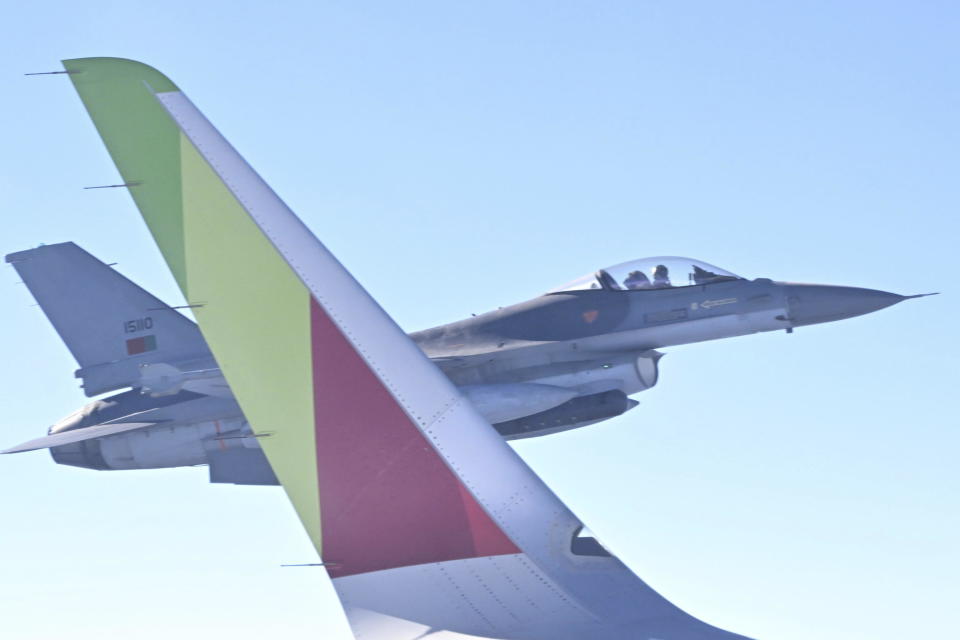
[60,56,755,640]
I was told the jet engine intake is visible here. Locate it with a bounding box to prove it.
[494,389,637,439]
[524,351,662,397]
[460,383,577,424]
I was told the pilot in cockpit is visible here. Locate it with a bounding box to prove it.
[623,270,651,290]
[652,264,671,288]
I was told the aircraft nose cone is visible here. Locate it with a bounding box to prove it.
[784,284,906,326]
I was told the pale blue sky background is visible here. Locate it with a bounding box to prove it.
[0,2,956,639]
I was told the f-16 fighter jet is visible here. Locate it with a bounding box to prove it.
[4,248,930,481]
[2,58,933,640]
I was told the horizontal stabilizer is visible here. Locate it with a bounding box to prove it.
[208,448,279,486]
[2,421,155,454]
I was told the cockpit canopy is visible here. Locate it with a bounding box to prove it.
[550,257,743,293]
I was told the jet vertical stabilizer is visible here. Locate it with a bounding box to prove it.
[6,242,213,396]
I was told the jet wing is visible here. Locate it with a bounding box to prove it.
[63,57,753,640]
[2,421,155,454]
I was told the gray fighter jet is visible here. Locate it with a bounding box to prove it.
[2,242,931,484]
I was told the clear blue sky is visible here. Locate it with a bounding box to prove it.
[1,2,956,639]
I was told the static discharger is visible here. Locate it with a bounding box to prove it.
[146,303,207,311]
[83,181,142,190]
[24,70,80,75]
[212,432,274,441]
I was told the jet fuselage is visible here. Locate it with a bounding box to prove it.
[4,247,920,484]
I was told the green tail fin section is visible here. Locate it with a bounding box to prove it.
[63,57,323,552]
[63,58,188,290]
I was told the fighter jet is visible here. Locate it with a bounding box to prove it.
[2,57,935,640]
[3,247,929,482]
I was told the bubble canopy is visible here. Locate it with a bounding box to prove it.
[549,257,743,293]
